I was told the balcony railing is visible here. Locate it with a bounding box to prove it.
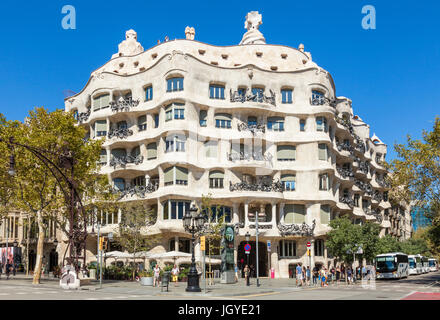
[336,166,354,179]
[336,142,354,155]
[109,155,144,169]
[110,97,140,113]
[114,183,159,199]
[358,161,369,174]
[229,179,284,192]
[76,107,91,124]
[375,176,391,188]
[339,196,355,207]
[237,122,266,134]
[227,152,273,162]
[277,219,316,237]
[230,89,276,106]
[354,179,373,195]
[310,96,336,107]
[107,128,134,139]
[372,190,383,202]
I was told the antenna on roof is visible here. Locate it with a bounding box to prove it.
[63,89,77,98]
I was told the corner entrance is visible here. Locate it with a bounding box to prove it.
[237,241,268,277]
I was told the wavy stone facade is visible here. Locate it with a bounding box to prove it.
[63,15,401,278]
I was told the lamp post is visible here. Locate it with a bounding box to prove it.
[255,212,260,287]
[245,231,250,286]
[183,203,206,292]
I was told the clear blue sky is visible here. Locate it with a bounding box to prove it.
[0,0,439,160]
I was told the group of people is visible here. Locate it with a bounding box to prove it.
[0,262,16,280]
[151,264,182,287]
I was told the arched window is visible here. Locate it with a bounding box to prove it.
[311,90,325,105]
[167,77,184,92]
[209,170,224,189]
[137,115,147,131]
[164,166,188,186]
[162,200,191,220]
[284,204,305,224]
[92,93,110,111]
[281,174,296,191]
[215,113,232,128]
[146,142,157,160]
[111,148,126,159]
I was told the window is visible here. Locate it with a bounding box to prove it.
[238,87,247,97]
[164,166,188,186]
[311,90,325,105]
[199,110,207,127]
[281,89,293,104]
[113,178,125,191]
[209,84,225,99]
[320,205,330,225]
[73,110,78,121]
[267,117,284,131]
[354,194,360,207]
[215,113,232,128]
[314,239,324,256]
[99,149,107,165]
[251,87,264,103]
[92,93,110,111]
[146,142,157,160]
[154,114,159,128]
[95,120,107,137]
[281,174,296,191]
[205,140,217,158]
[163,200,191,220]
[318,143,328,161]
[131,146,141,158]
[209,170,224,189]
[319,173,330,191]
[111,148,126,161]
[165,135,186,153]
[383,191,389,202]
[132,175,146,186]
[138,115,147,131]
[300,119,306,132]
[165,103,185,121]
[316,117,328,132]
[117,121,128,130]
[167,77,184,92]
[247,116,257,127]
[362,199,369,211]
[145,86,153,101]
[169,238,191,253]
[203,206,231,223]
[277,145,296,161]
[279,240,297,257]
[284,204,305,224]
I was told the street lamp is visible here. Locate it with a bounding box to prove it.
[245,231,250,286]
[183,203,206,292]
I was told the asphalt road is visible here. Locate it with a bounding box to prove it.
[0,271,438,300]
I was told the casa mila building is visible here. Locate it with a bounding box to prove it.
[64,11,406,278]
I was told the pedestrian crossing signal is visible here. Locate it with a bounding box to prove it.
[307,249,311,256]
[99,237,104,251]
[200,236,205,251]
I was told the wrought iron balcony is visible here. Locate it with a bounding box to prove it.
[227,152,273,162]
[358,161,369,174]
[371,210,383,223]
[354,179,373,195]
[230,88,276,106]
[354,140,366,154]
[107,128,134,139]
[372,190,383,202]
[336,142,354,155]
[249,223,273,229]
[339,196,355,207]
[375,176,391,188]
[109,155,144,169]
[76,107,91,124]
[336,166,354,179]
[335,116,354,134]
[229,179,284,192]
[277,219,316,237]
[237,122,266,134]
[110,97,140,113]
[310,96,336,107]
[114,183,159,199]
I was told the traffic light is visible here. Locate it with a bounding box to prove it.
[200,236,205,251]
[103,238,108,251]
[307,249,311,256]
[99,236,104,251]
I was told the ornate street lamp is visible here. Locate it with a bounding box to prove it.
[183,202,206,292]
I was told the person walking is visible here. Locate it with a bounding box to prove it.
[153,264,161,287]
[336,266,340,285]
[320,268,326,287]
[5,261,11,280]
[244,265,250,286]
[234,265,239,282]
[330,267,335,285]
[362,265,367,280]
[306,266,311,286]
[312,265,319,286]
[347,267,352,285]
[171,264,179,286]
[295,264,302,287]
[302,266,306,286]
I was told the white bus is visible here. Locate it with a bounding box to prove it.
[420,256,430,273]
[428,258,438,272]
[408,255,423,275]
[375,253,409,279]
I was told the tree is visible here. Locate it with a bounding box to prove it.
[387,117,440,257]
[376,235,401,254]
[116,201,160,280]
[0,107,106,284]
[359,222,381,263]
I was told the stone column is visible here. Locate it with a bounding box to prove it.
[279,203,285,224]
[244,202,249,227]
[271,203,277,228]
[175,236,179,252]
[310,239,315,269]
[232,203,239,224]
[157,198,163,221]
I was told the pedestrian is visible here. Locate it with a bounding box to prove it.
[244,265,250,286]
[347,267,352,285]
[153,264,161,287]
[234,265,239,282]
[312,265,319,286]
[320,268,326,287]
[302,266,306,286]
[341,265,345,281]
[5,261,11,280]
[295,264,302,287]
[336,266,340,285]
[306,266,311,286]
[171,264,179,286]
[330,267,335,285]
[362,265,367,280]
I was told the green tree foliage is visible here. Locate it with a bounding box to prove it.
[387,117,440,257]
[376,235,401,254]
[359,222,381,263]
[327,217,362,265]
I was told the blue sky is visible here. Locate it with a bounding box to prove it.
[0,0,439,160]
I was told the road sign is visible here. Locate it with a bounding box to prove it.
[267,240,271,252]
[307,241,311,248]
[244,243,251,253]
[200,236,205,251]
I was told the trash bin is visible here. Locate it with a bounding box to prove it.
[89,269,96,279]
[161,271,171,292]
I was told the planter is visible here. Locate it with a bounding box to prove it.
[140,277,153,286]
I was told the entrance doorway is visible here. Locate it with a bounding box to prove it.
[237,241,268,277]
[28,250,36,271]
[49,249,58,271]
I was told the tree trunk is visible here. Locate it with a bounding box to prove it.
[32,211,45,285]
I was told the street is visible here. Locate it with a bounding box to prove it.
[0,271,438,300]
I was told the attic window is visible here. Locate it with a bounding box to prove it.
[281,53,288,59]
[270,66,278,71]
[151,53,158,59]
[256,52,263,57]
[119,63,124,68]
[302,60,307,64]
[134,61,139,67]
[211,61,218,65]
[113,70,119,73]
[139,67,146,71]
[234,63,241,66]
[221,54,228,59]
[198,49,206,55]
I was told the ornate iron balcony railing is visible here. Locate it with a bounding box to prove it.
[107,128,134,139]
[227,152,273,162]
[114,183,159,199]
[339,196,355,207]
[358,161,369,174]
[354,179,373,195]
[311,96,336,107]
[237,122,266,134]
[109,155,144,169]
[229,179,284,192]
[278,219,316,237]
[372,190,383,202]
[230,89,276,106]
[77,108,91,124]
[110,97,140,113]
[336,166,354,179]
[336,142,354,155]
[375,176,391,188]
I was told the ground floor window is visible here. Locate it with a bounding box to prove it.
[315,239,324,257]
[278,240,297,257]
